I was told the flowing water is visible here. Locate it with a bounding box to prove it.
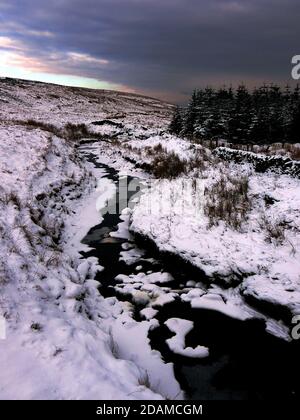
[79,146,300,400]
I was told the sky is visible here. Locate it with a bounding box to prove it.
[0,0,299,103]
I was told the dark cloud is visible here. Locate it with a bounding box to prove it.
[0,0,299,101]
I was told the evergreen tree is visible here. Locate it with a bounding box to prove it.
[288,101,300,143]
[228,85,252,144]
[183,90,198,137]
[169,106,183,135]
[175,84,300,145]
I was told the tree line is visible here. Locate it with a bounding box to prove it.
[169,85,300,145]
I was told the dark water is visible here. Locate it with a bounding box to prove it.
[80,148,300,400]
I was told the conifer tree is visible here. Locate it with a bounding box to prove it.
[184,90,198,137]
[174,84,300,145]
[169,106,183,135]
[288,101,300,143]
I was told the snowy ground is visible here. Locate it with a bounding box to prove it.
[0,78,182,400]
[106,205,293,340]
[124,138,300,331]
[82,128,300,336]
[80,125,300,332]
[1,77,299,400]
[0,77,172,138]
[130,171,300,308]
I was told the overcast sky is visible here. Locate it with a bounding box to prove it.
[0,0,299,102]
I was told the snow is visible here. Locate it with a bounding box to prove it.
[0,77,172,134]
[0,79,180,400]
[81,122,298,336]
[114,270,179,316]
[140,308,158,320]
[95,178,117,213]
[132,291,151,305]
[242,274,300,316]
[187,293,251,321]
[186,280,196,288]
[0,122,158,399]
[152,292,177,307]
[64,176,116,255]
[130,162,300,323]
[1,75,299,400]
[119,247,145,265]
[115,271,174,289]
[110,209,133,241]
[128,134,202,162]
[165,318,209,359]
[214,146,300,178]
[111,316,183,399]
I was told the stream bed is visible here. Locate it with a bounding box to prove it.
[79,146,300,400]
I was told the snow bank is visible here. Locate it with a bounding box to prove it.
[0,121,174,400]
[115,270,178,309]
[165,318,209,359]
[129,141,300,326]
[214,147,300,178]
[111,314,183,399]
[185,293,251,321]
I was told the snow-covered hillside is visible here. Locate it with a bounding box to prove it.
[87,128,300,333]
[1,77,299,400]
[0,77,172,132]
[0,78,181,400]
[121,134,300,328]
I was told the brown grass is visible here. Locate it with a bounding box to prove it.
[259,215,286,245]
[138,371,151,389]
[63,123,92,141]
[15,119,62,137]
[108,330,119,359]
[0,190,22,209]
[188,148,213,173]
[12,119,95,142]
[152,151,186,179]
[204,174,250,229]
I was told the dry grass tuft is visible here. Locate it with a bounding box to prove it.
[108,330,119,359]
[204,174,250,229]
[259,215,286,245]
[138,371,151,389]
[0,190,22,209]
[63,123,92,141]
[13,119,95,142]
[152,151,186,179]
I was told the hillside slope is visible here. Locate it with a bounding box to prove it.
[0,77,173,128]
[0,79,181,400]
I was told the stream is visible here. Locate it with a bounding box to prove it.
[79,145,300,401]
